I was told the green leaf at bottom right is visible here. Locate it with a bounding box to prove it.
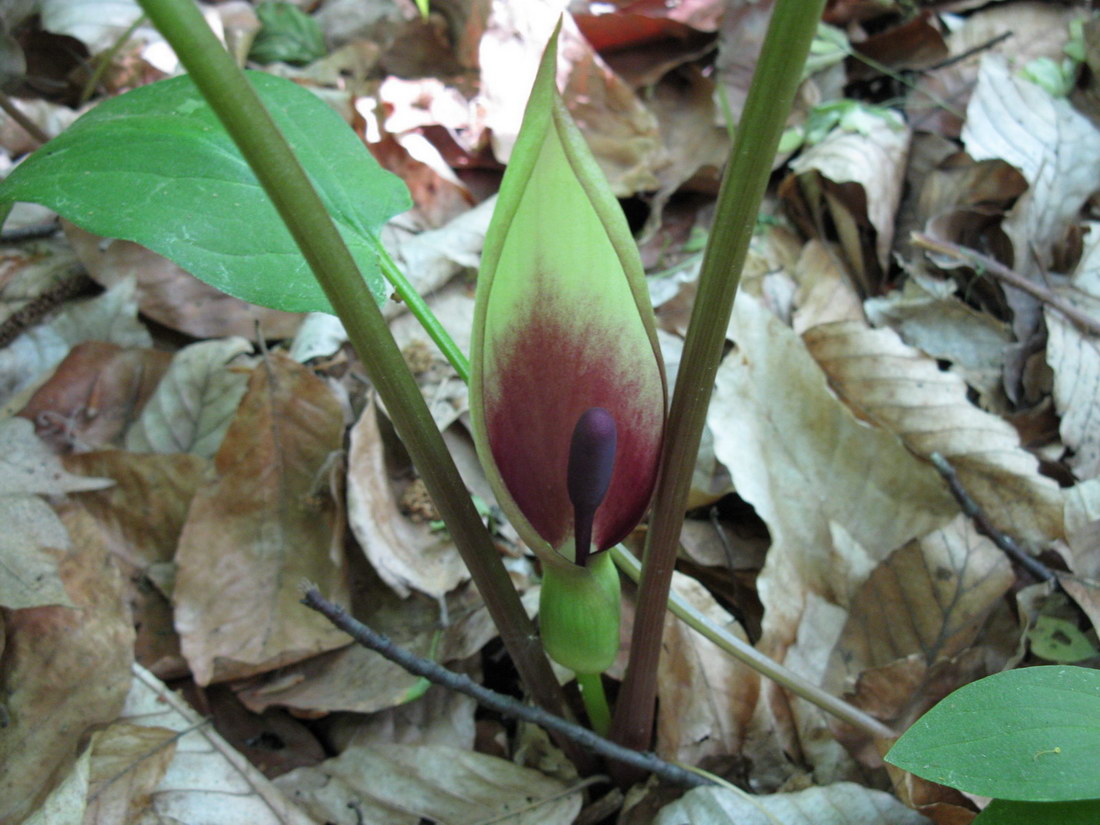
[974,798,1100,824]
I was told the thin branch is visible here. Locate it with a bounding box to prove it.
[912,232,1100,337]
[0,91,49,145]
[300,587,711,790]
[929,452,1057,584]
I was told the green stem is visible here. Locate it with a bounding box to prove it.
[136,0,586,770]
[609,546,896,740]
[379,249,470,383]
[576,671,612,737]
[607,0,828,759]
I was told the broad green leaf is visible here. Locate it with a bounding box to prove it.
[975,798,1100,824]
[0,72,411,314]
[886,666,1100,801]
[249,2,326,66]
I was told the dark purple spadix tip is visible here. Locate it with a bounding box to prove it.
[567,407,617,568]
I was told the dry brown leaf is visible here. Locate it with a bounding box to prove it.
[791,240,865,334]
[802,319,1065,544]
[656,572,759,766]
[236,577,522,716]
[1062,478,1100,578]
[174,353,350,685]
[125,337,253,458]
[1045,309,1100,479]
[65,224,303,340]
[83,722,178,825]
[121,663,319,824]
[274,743,581,825]
[16,341,172,452]
[0,505,134,825]
[347,398,467,598]
[790,111,911,272]
[62,449,209,676]
[709,293,957,646]
[962,55,1100,334]
[825,515,1013,706]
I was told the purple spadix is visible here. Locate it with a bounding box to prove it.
[568,407,617,568]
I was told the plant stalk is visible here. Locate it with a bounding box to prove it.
[137,0,585,768]
[607,0,828,760]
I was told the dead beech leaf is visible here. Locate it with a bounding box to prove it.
[0,505,134,825]
[125,337,253,458]
[274,743,581,825]
[791,240,865,334]
[1045,309,1100,480]
[23,743,89,825]
[83,722,178,825]
[65,224,303,340]
[825,515,1013,704]
[236,578,521,716]
[16,341,172,452]
[1062,478,1100,578]
[962,55,1100,326]
[656,572,758,767]
[790,110,911,271]
[347,398,466,598]
[653,781,931,825]
[709,293,957,645]
[174,353,350,685]
[0,418,112,610]
[802,319,1065,544]
[0,278,151,407]
[121,663,318,824]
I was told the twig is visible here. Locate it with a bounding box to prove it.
[926,31,1013,72]
[912,232,1100,337]
[0,91,50,146]
[1,220,60,243]
[300,587,712,789]
[929,452,1057,584]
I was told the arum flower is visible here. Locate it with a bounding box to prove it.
[469,22,667,676]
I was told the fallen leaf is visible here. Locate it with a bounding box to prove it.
[653,781,932,825]
[709,293,957,646]
[274,743,582,825]
[962,55,1100,334]
[802,319,1065,544]
[0,504,134,825]
[825,516,1014,715]
[16,341,171,452]
[791,239,865,334]
[347,397,467,598]
[174,353,350,685]
[23,742,89,825]
[125,337,253,457]
[120,663,319,824]
[1061,478,1100,578]
[41,0,143,54]
[65,225,303,340]
[0,277,151,406]
[1045,309,1100,480]
[656,571,759,766]
[83,722,178,825]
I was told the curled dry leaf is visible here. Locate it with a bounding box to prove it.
[789,110,911,274]
[802,319,1065,544]
[709,293,957,646]
[0,504,134,825]
[274,743,581,825]
[83,722,178,825]
[174,353,350,685]
[125,337,254,458]
[347,397,467,598]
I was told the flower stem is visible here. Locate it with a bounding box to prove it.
[576,671,612,737]
[137,0,586,769]
[608,0,828,761]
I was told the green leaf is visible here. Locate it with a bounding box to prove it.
[886,666,1100,802]
[0,72,411,314]
[249,2,326,66]
[974,798,1100,825]
[1028,615,1099,663]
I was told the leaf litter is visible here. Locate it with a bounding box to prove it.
[1,1,1099,823]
